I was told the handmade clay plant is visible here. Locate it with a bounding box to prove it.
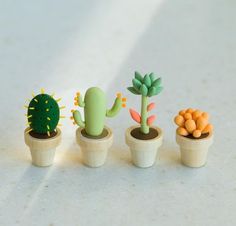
[24,89,65,167]
[174,108,214,167]
[71,87,126,167]
[125,71,163,168]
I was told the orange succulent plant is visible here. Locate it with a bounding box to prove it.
[174,108,213,138]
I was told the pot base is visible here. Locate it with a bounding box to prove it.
[76,126,113,168]
[180,148,208,168]
[126,126,163,168]
[130,148,158,168]
[176,132,213,168]
[24,128,61,167]
[30,148,56,167]
[82,149,108,168]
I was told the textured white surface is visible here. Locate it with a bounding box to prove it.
[0,0,236,225]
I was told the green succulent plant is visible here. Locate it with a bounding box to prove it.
[127,71,163,134]
[128,71,163,97]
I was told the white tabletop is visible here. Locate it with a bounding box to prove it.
[0,0,235,225]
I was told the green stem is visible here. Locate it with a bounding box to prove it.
[140,95,149,134]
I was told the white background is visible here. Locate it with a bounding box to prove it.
[0,0,236,226]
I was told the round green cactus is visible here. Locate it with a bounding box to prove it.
[27,94,60,135]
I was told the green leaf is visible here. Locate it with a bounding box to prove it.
[135,71,143,82]
[132,78,142,91]
[144,74,152,88]
[149,73,155,83]
[152,77,162,88]
[127,87,140,95]
[140,84,148,96]
[154,86,163,95]
[148,86,156,97]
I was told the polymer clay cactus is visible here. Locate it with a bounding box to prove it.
[25,89,65,137]
[71,87,126,136]
[127,71,163,134]
[24,89,64,167]
[174,108,213,138]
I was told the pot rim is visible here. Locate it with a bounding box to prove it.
[76,126,113,143]
[176,130,213,143]
[24,127,62,150]
[24,127,62,142]
[176,130,213,150]
[126,125,163,143]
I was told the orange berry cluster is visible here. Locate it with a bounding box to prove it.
[174,108,213,138]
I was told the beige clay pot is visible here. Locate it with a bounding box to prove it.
[76,126,113,167]
[24,128,62,167]
[125,126,163,168]
[176,132,213,168]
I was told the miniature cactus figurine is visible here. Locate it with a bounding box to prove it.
[71,87,126,167]
[24,89,65,167]
[71,87,126,136]
[125,71,164,168]
[174,108,214,168]
[25,89,65,137]
[174,108,213,138]
[128,71,163,134]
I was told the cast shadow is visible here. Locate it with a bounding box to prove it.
[0,164,54,224]
[158,144,181,166]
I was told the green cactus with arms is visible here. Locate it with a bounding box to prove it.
[128,71,163,134]
[72,87,126,136]
[25,89,65,136]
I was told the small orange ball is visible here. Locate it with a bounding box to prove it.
[174,115,185,127]
[177,127,189,136]
[202,124,213,134]
[184,113,192,120]
[197,117,208,131]
[192,110,202,121]
[185,119,196,133]
[193,130,201,138]
[186,108,195,113]
[202,112,209,120]
[179,110,186,116]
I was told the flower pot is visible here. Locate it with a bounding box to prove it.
[176,132,213,168]
[125,126,163,168]
[24,128,62,167]
[76,126,113,167]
